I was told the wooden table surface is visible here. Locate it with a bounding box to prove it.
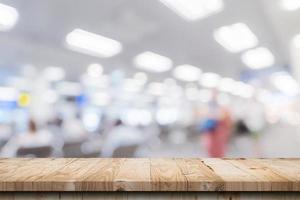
[0,158,299,192]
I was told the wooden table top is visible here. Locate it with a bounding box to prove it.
[0,158,299,192]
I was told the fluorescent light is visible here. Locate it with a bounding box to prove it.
[159,0,223,21]
[173,64,202,82]
[270,72,300,96]
[280,0,300,11]
[242,47,275,69]
[87,63,103,78]
[0,3,18,31]
[134,51,173,73]
[214,23,258,53]
[65,29,122,58]
[200,72,221,88]
[43,66,65,81]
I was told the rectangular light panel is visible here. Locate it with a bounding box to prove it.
[214,23,258,53]
[280,0,300,11]
[173,64,202,82]
[134,51,173,73]
[65,29,122,58]
[0,3,18,31]
[159,0,223,21]
[241,47,275,69]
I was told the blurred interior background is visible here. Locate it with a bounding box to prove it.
[0,0,300,158]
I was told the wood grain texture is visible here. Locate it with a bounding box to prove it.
[1,192,300,200]
[0,158,299,191]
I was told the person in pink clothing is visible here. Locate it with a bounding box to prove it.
[201,108,232,157]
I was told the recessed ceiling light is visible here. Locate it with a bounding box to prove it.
[173,64,202,82]
[0,3,18,31]
[134,51,173,73]
[214,23,258,53]
[159,0,223,21]
[199,72,221,88]
[270,72,299,96]
[241,47,275,69]
[65,29,122,58]
[280,0,300,11]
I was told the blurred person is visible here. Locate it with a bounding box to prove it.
[101,119,145,157]
[233,119,261,157]
[231,119,257,157]
[199,92,233,157]
[0,118,54,157]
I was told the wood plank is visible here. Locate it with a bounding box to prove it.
[43,158,116,191]
[175,158,224,191]
[0,158,76,191]
[79,158,122,191]
[113,158,151,191]
[150,158,187,191]
[201,158,259,191]
[226,158,293,191]
[253,158,300,191]
[0,158,299,191]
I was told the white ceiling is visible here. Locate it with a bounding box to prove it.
[0,0,299,81]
